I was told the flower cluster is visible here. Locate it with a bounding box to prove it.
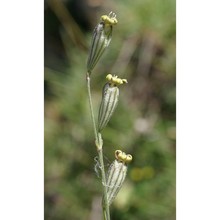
[86,12,133,215]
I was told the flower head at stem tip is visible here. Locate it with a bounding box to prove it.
[101,12,118,26]
[106,74,128,86]
[115,150,133,163]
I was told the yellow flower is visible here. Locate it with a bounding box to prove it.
[101,12,118,26]
[106,74,128,86]
[115,150,132,163]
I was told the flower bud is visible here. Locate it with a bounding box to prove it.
[98,83,119,131]
[105,150,132,205]
[98,74,127,131]
[87,12,117,74]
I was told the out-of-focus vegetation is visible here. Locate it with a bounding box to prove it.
[44,0,176,219]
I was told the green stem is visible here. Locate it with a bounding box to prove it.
[86,73,110,220]
[86,73,98,141]
[97,137,110,220]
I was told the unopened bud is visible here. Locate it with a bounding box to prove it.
[98,74,127,131]
[98,82,119,131]
[87,12,117,74]
[105,150,132,205]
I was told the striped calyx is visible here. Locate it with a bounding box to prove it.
[87,12,117,74]
[98,74,127,131]
[105,150,132,205]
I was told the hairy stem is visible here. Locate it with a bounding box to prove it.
[86,72,110,220]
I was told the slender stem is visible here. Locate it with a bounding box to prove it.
[97,140,110,220]
[86,72,110,220]
[86,73,98,140]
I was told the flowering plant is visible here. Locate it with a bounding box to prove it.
[86,12,133,220]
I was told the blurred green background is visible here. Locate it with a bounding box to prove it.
[44,0,176,219]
